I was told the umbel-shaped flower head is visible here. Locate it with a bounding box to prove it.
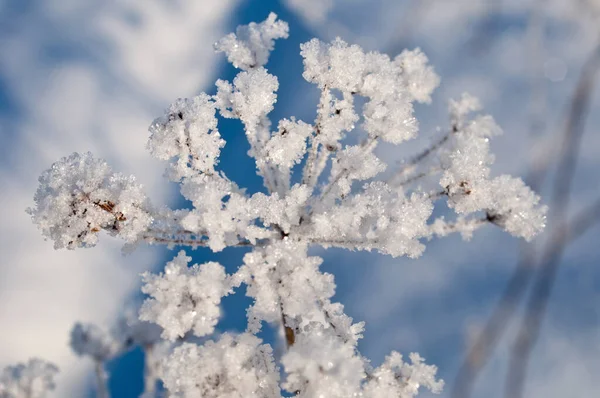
[28,12,548,398]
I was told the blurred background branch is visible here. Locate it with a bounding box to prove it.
[452,27,600,398]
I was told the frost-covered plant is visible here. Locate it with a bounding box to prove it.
[68,314,164,398]
[28,13,546,397]
[0,359,58,398]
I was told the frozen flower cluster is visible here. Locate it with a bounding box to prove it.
[140,251,232,341]
[70,322,118,361]
[160,333,280,398]
[44,312,166,398]
[29,13,547,397]
[0,359,58,398]
[28,152,152,249]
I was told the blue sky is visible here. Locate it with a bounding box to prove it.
[1,1,600,397]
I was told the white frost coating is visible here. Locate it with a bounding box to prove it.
[147,94,225,181]
[301,38,367,92]
[0,359,58,398]
[264,118,312,169]
[300,38,428,144]
[440,94,547,240]
[448,92,482,128]
[363,352,444,398]
[249,185,311,233]
[179,179,274,252]
[485,176,548,241]
[213,67,280,195]
[70,322,117,361]
[140,251,231,341]
[282,325,364,398]
[430,216,485,241]
[215,67,279,139]
[28,152,152,249]
[329,145,386,197]
[159,333,280,398]
[214,12,289,70]
[309,183,433,258]
[239,240,341,333]
[316,92,359,146]
[395,48,440,104]
[29,13,549,398]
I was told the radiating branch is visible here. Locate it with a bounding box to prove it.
[387,127,451,187]
[142,234,263,248]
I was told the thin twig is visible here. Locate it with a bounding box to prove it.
[302,87,330,190]
[256,115,280,194]
[142,234,261,248]
[429,216,489,238]
[143,344,157,397]
[311,136,379,214]
[393,167,443,188]
[94,360,110,398]
[427,189,448,201]
[404,130,451,170]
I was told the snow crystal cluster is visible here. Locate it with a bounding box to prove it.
[28,152,152,249]
[28,13,547,397]
[140,251,232,341]
[161,333,280,398]
[0,359,58,398]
